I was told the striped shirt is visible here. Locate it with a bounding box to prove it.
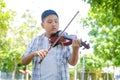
[23,33,72,80]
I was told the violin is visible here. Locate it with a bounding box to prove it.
[49,30,90,49]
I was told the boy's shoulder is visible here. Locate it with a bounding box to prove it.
[33,33,45,40]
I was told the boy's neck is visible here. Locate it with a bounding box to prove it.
[45,33,50,38]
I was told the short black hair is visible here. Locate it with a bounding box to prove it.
[41,9,59,22]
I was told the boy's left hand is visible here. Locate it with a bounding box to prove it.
[72,39,81,52]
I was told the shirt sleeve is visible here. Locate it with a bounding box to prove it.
[22,38,36,58]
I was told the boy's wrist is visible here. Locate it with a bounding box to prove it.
[32,53,36,57]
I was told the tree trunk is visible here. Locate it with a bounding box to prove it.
[12,63,17,80]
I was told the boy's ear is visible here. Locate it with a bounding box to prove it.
[41,23,44,29]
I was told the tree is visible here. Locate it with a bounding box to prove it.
[5,10,40,80]
[0,0,15,70]
[0,1,40,79]
[0,0,14,51]
[82,0,120,66]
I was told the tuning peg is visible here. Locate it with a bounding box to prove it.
[80,40,90,49]
[86,44,90,49]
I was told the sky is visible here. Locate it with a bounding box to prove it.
[5,0,92,53]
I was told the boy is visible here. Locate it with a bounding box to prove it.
[22,9,80,80]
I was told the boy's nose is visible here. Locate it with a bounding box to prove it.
[52,22,56,25]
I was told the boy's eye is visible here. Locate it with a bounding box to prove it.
[47,20,58,24]
[55,21,58,23]
[47,20,52,23]
[48,22,52,23]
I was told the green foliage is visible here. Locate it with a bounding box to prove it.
[69,68,75,80]
[0,0,15,57]
[0,48,24,72]
[84,0,120,25]
[77,53,113,73]
[0,0,15,38]
[78,54,101,72]
[0,2,40,77]
[0,0,16,72]
[82,0,120,66]
[3,9,40,72]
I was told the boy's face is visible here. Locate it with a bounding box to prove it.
[41,14,59,36]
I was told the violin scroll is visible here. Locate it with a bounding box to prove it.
[80,40,90,49]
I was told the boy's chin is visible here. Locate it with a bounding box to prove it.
[51,31,58,34]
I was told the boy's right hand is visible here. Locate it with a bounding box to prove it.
[33,50,48,59]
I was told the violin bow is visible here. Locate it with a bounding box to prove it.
[48,11,79,51]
